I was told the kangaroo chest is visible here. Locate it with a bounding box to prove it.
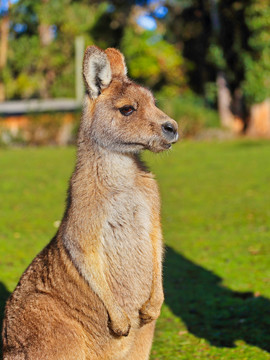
[101,187,154,312]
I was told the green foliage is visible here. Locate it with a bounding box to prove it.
[4,0,270,120]
[156,93,219,136]
[204,81,218,105]
[207,43,226,71]
[122,27,185,90]
[1,140,270,358]
[4,0,187,100]
[242,1,270,104]
[5,0,108,99]
[165,0,270,111]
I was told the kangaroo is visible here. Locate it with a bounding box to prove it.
[2,46,178,360]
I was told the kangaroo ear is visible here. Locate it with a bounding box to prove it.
[83,46,112,99]
[105,48,127,77]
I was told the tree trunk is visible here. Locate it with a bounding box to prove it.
[38,0,53,98]
[216,72,235,129]
[209,0,235,130]
[38,23,53,46]
[0,14,9,101]
[247,99,270,137]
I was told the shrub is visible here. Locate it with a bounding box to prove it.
[0,112,81,147]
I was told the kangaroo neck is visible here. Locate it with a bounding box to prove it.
[60,140,142,242]
[73,139,140,194]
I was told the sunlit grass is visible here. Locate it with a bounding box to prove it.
[1,140,270,359]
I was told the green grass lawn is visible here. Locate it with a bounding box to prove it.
[1,140,270,359]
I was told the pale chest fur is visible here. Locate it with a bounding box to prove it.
[101,183,155,314]
[64,151,160,320]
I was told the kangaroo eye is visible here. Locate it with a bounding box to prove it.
[119,106,135,116]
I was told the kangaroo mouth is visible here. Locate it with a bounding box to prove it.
[146,139,174,153]
[163,143,172,149]
[122,142,146,147]
[118,139,175,152]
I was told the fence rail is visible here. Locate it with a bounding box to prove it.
[0,98,82,115]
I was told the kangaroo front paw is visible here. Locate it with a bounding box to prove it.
[139,304,160,324]
[139,296,163,325]
[108,308,131,337]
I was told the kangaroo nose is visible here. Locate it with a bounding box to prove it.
[162,121,178,142]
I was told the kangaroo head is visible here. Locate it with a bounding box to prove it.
[82,46,178,153]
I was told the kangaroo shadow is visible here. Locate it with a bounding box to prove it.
[0,282,11,357]
[164,246,270,352]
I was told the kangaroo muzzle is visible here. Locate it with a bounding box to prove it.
[161,121,179,143]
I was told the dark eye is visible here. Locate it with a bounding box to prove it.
[119,105,135,116]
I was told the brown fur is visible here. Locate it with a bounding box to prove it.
[2,46,178,360]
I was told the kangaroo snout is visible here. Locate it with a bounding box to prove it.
[161,120,179,143]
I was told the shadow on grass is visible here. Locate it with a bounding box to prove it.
[235,140,270,148]
[0,282,10,357]
[164,246,270,352]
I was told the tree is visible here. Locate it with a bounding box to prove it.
[121,4,185,93]
[243,1,270,104]
[3,0,185,100]
[243,0,270,136]
[0,0,10,101]
[159,0,270,133]
[5,0,109,99]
